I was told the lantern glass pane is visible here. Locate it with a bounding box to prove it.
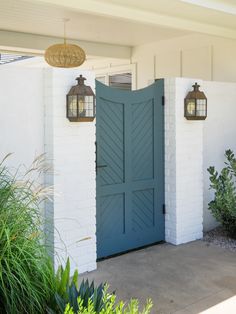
[196,99,206,116]
[186,99,196,116]
[78,96,86,117]
[84,95,94,117]
[68,96,77,117]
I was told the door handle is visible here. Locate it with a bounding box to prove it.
[96,164,107,173]
[97,165,107,169]
[95,142,108,172]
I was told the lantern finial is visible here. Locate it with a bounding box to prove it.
[192,82,200,91]
[76,75,86,85]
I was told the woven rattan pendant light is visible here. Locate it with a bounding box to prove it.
[44,19,86,68]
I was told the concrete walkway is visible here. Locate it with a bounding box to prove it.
[81,241,236,314]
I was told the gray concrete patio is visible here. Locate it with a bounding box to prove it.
[81,241,236,313]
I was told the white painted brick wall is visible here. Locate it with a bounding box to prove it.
[43,69,54,257]
[164,78,177,244]
[0,67,44,167]
[44,68,96,274]
[165,78,204,245]
[203,81,236,231]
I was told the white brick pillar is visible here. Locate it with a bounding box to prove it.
[44,68,97,274]
[165,78,203,244]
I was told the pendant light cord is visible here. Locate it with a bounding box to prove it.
[63,18,70,45]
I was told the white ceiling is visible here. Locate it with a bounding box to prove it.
[1,0,236,51]
[0,0,188,46]
[98,0,236,29]
[96,0,236,27]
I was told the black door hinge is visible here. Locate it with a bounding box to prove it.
[95,141,97,173]
[162,95,165,106]
[162,204,166,215]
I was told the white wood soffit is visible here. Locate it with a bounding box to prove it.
[25,0,236,40]
[0,30,131,59]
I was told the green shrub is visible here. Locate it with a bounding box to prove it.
[208,149,236,238]
[64,288,153,314]
[48,259,152,314]
[0,155,152,314]
[0,155,55,314]
[47,258,105,314]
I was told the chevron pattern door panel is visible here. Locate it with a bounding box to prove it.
[132,189,154,232]
[96,80,164,259]
[99,99,124,186]
[131,100,154,181]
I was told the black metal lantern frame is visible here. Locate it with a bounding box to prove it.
[66,75,95,122]
[184,82,207,120]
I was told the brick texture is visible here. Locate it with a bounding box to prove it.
[165,78,203,244]
[44,69,96,274]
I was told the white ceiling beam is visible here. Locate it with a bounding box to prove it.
[0,30,131,59]
[24,0,236,40]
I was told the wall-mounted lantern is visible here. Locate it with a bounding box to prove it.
[66,75,95,122]
[184,82,207,120]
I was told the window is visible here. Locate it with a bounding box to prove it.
[95,64,136,90]
[96,73,131,90]
[109,73,131,90]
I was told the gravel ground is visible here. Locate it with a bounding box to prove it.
[203,226,236,252]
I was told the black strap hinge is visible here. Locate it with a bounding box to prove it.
[162,204,166,215]
[162,95,165,106]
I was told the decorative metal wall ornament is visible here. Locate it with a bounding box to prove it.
[66,75,95,122]
[44,19,86,68]
[184,82,207,120]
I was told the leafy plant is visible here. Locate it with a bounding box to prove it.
[208,149,236,238]
[0,155,153,314]
[48,258,105,313]
[0,155,55,314]
[64,289,153,314]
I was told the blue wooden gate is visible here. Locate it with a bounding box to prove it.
[96,80,164,259]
